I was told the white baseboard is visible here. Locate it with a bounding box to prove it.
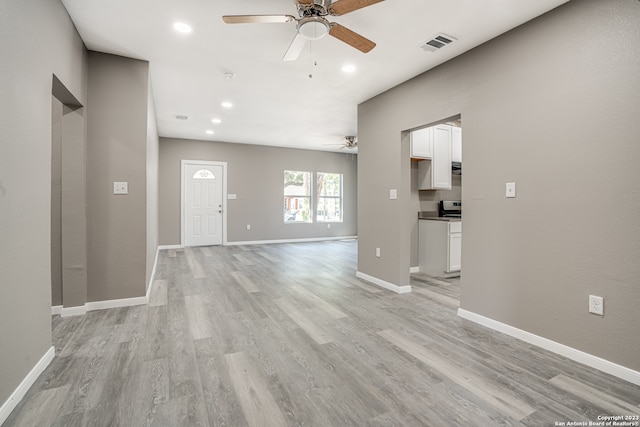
[85,296,148,311]
[0,346,55,425]
[356,271,412,294]
[59,296,148,318]
[56,247,162,318]
[158,244,183,250]
[457,308,640,387]
[226,236,358,246]
[60,305,87,317]
[409,266,420,273]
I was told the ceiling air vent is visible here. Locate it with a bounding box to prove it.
[174,114,189,120]
[420,33,456,53]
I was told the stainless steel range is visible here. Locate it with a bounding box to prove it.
[438,200,461,218]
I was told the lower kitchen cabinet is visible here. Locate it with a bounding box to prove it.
[419,219,461,278]
[448,221,462,272]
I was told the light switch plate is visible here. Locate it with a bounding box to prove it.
[228,194,237,200]
[113,181,128,195]
[506,182,516,198]
[389,189,397,200]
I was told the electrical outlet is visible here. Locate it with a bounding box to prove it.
[376,247,381,258]
[246,224,251,230]
[327,223,331,229]
[589,295,604,315]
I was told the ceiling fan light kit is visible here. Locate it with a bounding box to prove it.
[222,0,383,61]
[298,17,330,40]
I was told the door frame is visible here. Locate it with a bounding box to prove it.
[181,159,228,247]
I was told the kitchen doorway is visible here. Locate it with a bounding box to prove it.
[408,115,462,277]
[51,75,86,312]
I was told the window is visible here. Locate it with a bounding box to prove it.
[192,169,216,179]
[316,172,342,222]
[284,170,311,223]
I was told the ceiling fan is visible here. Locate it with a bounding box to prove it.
[325,135,358,150]
[222,0,383,61]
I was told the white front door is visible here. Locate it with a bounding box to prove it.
[184,163,223,246]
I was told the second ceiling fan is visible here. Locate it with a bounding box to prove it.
[222,0,384,61]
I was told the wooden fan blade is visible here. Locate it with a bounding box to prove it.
[329,23,376,53]
[222,15,295,24]
[329,0,384,16]
[283,32,307,61]
[297,0,314,4]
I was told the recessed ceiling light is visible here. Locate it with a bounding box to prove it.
[205,130,214,135]
[173,22,192,33]
[342,64,356,73]
[221,101,233,108]
[211,118,222,124]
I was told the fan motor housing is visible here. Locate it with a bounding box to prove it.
[297,0,331,17]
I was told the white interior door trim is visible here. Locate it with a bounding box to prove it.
[181,159,228,246]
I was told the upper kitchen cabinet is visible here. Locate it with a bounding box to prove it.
[452,126,462,163]
[410,126,433,159]
[418,124,452,190]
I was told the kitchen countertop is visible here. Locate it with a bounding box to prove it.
[418,212,462,222]
[419,217,462,222]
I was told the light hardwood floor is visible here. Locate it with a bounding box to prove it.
[5,240,640,426]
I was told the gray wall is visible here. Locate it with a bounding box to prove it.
[358,0,640,370]
[86,52,152,301]
[0,0,88,406]
[160,138,358,245]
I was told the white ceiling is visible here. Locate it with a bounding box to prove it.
[62,0,569,152]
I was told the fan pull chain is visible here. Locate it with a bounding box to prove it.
[309,61,318,79]
[308,42,317,78]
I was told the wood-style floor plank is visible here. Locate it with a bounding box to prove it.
[224,351,289,427]
[230,271,261,294]
[273,298,335,345]
[148,279,167,307]
[550,374,640,414]
[4,240,640,427]
[378,328,536,420]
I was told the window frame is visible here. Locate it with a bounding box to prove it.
[316,172,343,223]
[283,170,313,223]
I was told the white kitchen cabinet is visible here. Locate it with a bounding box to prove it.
[417,124,452,190]
[452,126,462,163]
[410,127,433,159]
[448,221,462,272]
[419,219,461,278]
